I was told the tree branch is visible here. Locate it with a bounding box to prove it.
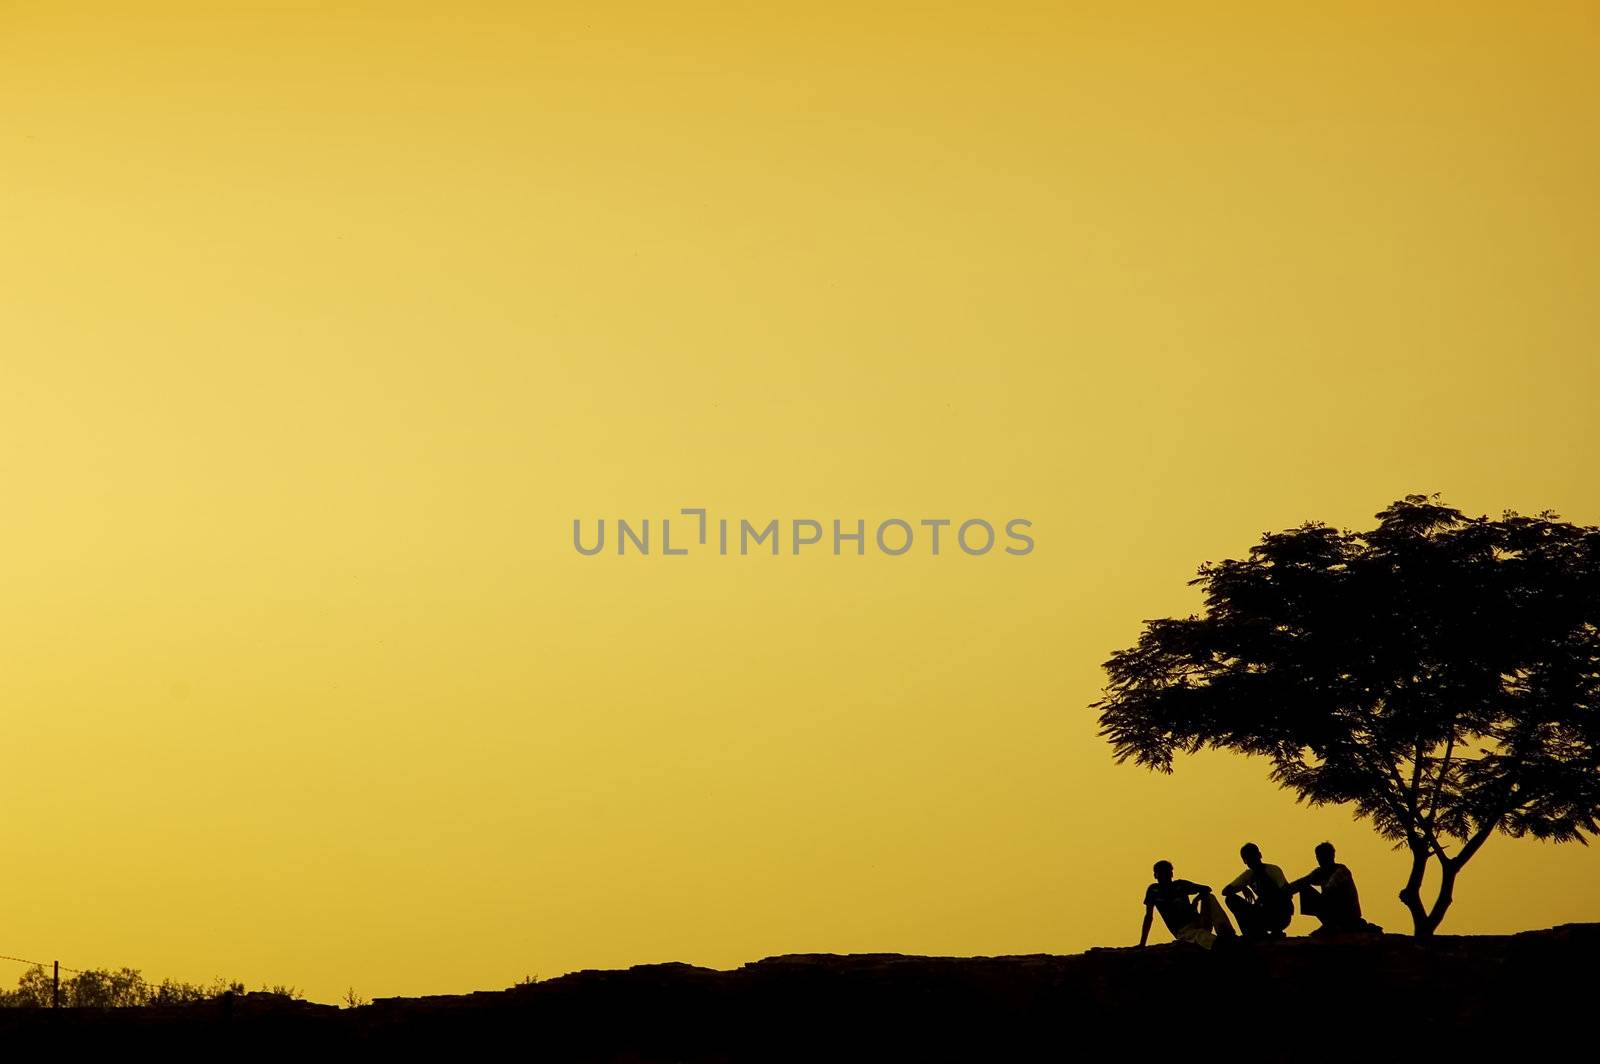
[1446,813,1501,872]
[1425,732,1455,832]
[1368,751,1450,859]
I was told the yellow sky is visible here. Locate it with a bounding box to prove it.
[2,2,1596,1001]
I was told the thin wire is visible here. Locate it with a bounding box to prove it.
[0,953,51,969]
[0,950,226,989]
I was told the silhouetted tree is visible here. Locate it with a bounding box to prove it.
[64,967,147,1008]
[1093,495,1600,936]
[4,966,57,1008]
[0,966,283,1008]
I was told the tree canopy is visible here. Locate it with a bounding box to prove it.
[1093,494,1600,935]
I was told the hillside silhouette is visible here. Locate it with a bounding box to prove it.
[0,924,1591,1054]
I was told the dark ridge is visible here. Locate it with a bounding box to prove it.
[2,924,1593,1056]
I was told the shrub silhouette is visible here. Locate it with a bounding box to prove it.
[0,965,295,1008]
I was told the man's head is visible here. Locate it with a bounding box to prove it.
[1315,841,1336,868]
[1153,860,1174,883]
[1240,842,1262,867]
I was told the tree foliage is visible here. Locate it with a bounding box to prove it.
[0,966,294,1008]
[1093,495,1600,935]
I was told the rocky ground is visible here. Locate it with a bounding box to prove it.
[0,923,1592,1056]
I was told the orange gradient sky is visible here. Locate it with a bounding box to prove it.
[2,3,1596,1001]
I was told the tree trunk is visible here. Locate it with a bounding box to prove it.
[1398,842,1433,936]
[1399,843,1479,936]
[1424,860,1459,935]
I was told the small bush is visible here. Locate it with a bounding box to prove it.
[0,966,299,1008]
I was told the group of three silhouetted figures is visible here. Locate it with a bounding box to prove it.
[1139,842,1381,949]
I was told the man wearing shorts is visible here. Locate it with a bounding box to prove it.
[1139,859,1237,949]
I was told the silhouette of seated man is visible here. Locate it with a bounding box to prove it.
[1220,842,1293,940]
[1140,860,1237,949]
[1289,841,1378,935]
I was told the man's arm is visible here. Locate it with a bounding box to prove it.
[1220,869,1250,897]
[1139,904,1154,948]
